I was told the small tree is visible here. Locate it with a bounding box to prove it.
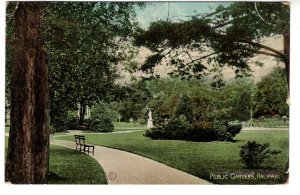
[240,141,281,169]
[89,102,115,132]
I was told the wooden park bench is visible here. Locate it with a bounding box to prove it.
[74,135,95,156]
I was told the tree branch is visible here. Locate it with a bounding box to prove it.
[212,20,233,29]
[186,52,218,66]
[239,39,285,59]
[184,51,194,62]
[239,47,283,58]
[179,7,226,19]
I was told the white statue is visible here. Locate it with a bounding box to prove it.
[148,110,152,120]
[147,109,154,128]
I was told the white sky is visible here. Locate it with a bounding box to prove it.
[136,2,222,29]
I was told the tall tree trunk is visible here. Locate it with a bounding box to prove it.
[5,2,49,184]
[283,32,290,90]
[79,102,86,126]
[283,32,289,182]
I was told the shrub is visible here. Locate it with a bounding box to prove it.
[51,120,67,132]
[240,141,282,168]
[88,118,114,132]
[145,128,165,140]
[65,117,80,130]
[188,127,218,142]
[217,130,233,141]
[145,117,190,140]
[51,111,79,132]
[53,117,79,132]
[192,120,212,130]
[226,122,242,137]
[145,118,242,142]
[282,115,288,122]
[88,103,115,132]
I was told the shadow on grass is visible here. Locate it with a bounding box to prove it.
[48,145,107,184]
[47,172,68,183]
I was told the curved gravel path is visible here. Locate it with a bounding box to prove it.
[51,138,211,184]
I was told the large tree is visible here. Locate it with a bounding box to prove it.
[135,2,289,86]
[5,2,50,183]
[44,2,139,125]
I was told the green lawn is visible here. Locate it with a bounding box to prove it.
[47,145,107,184]
[249,118,289,128]
[58,130,288,184]
[5,136,107,184]
[113,122,147,131]
[5,127,9,133]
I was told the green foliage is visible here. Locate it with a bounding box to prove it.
[145,117,189,140]
[91,103,118,121]
[89,103,115,132]
[145,117,242,142]
[240,141,282,168]
[226,122,243,137]
[254,67,289,117]
[250,117,289,128]
[111,80,152,122]
[146,78,216,123]
[216,78,254,121]
[135,2,289,81]
[87,118,114,133]
[41,2,139,125]
[146,78,254,123]
[175,95,193,122]
[51,110,79,132]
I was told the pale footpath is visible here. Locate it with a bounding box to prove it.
[51,136,211,185]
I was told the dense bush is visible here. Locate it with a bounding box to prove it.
[240,141,282,168]
[51,111,79,132]
[89,103,115,132]
[226,122,242,137]
[87,118,114,132]
[145,118,242,142]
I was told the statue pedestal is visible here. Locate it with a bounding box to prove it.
[147,119,154,129]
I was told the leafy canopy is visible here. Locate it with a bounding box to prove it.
[134,2,289,80]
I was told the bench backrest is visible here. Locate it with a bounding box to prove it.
[74,135,85,145]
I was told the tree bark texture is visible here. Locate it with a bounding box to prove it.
[283,32,290,182]
[5,2,50,184]
[283,33,290,90]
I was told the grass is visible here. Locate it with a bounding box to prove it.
[250,118,289,127]
[5,127,9,133]
[113,122,147,131]
[58,130,288,184]
[47,145,107,184]
[5,136,107,184]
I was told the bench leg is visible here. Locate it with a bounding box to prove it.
[84,146,94,156]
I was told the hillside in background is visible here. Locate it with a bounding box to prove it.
[117,36,284,84]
